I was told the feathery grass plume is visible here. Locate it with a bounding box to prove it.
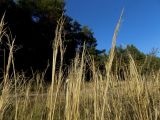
[0,13,6,115]
[0,13,6,43]
[64,44,85,120]
[47,14,65,120]
[128,53,143,98]
[0,13,13,119]
[101,9,124,120]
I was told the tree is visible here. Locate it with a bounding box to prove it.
[111,45,160,80]
[0,0,65,75]
[0,0,105,81]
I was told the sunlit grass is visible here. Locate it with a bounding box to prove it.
[0,11,160,120]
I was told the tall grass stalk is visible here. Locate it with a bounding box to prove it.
[47,15,65,120]
[100,9,124,120]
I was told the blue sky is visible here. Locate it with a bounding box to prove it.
[66,0,160,55]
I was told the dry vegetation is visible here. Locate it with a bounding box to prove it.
[0,12,160,120]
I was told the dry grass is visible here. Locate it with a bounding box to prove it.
[0,12,160,120]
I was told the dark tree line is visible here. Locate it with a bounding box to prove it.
[0,0,107,80]
[1,0,160,81]
[112,45,160,80]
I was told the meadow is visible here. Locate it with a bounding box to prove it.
[0,12,160,120]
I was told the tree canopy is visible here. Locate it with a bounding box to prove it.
[1,0,160,81]
[112,45,160,80]
[0,0,106,80]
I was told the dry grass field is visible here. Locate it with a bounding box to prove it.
[0,12,160,120]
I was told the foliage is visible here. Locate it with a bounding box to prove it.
[1,0,160,82]
[0,0,105,79]
[112,44,160,79]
